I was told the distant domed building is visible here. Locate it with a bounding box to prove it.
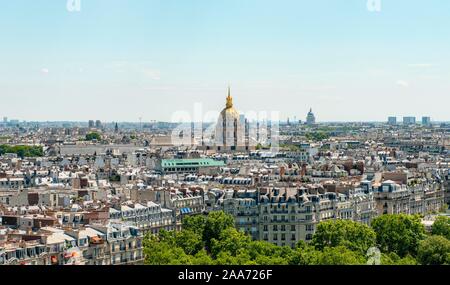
[306,108,316,125]
[197,87,256,152]
[214,87,245,151]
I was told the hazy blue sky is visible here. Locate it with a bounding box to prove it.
[0,0,449,122]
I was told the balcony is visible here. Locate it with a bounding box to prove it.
[271,219,288,223]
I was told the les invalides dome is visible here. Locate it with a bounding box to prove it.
[215,87,245,151]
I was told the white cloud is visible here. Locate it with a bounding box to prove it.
[41,68,49,74]
[396,80,409,88]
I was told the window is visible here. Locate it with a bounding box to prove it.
[273,225,278,231]
[291,225,296,231]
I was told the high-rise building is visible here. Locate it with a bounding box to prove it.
[422,116,431,126]
[95,120,102,129]
[306,108,316,125]
[388,117,397,125]
[114,122,119,133]
[403,116,416,125]
[2,117,7,123]
[88,120,95,128]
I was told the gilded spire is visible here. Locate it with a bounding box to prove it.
[226,86,233,109]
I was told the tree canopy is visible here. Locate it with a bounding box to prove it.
[0,145,43,158]
[417,235,450,265]
[305,131,330,142]
[371,214,426,257]
[85,132,101,141]
[431,216,450,240]
[312,219,376,254]
[143,212,450,265]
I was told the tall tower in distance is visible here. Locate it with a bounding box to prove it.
[388,117,397,125]
[306,108,316,125]
[422,116,431,126]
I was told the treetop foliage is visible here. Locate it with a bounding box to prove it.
[85,132,101,141]
[0,144,43,158]
[143,212,450,265]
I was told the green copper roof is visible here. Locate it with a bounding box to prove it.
[161,158,225,168]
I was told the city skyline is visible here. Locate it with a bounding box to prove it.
[1,0,450,122]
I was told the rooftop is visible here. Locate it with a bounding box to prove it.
[161,158,225,168]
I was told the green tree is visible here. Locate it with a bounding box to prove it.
[203,211,235,249]
[214,250,253,265]
[305,131,330,142]
[248,241,292,265]
[289,242,321,265]
[0,145,43,158]
[417,235,450,265]
[182,214,207,236]
[85,132,101,141]
[143,234,192,265]
[144,212,444,266]
[431,216,450,240]
[312,220,376,254]
[381,252,418,265]
[316,246,366,265]
[191,249,214,265]
[175,229,204,255]
[371,214,426,257]
[210,228,251,258]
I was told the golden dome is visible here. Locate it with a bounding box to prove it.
[226,86,233,109]
[220,87,240,120]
